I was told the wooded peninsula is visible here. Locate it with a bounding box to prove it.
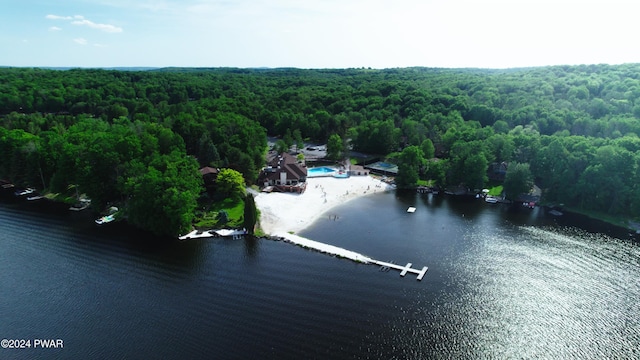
[1,65,639,236]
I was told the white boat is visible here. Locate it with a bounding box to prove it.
[485,197,498,204]
[69,199,91,211]
[15,188,36,196]
[95,214,115,225]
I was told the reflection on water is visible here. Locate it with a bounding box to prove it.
[440,225,640,358]
[1,193,639,359]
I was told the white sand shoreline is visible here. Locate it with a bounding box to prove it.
[254,175,393,235]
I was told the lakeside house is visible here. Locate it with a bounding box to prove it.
[199,167,219,184]
[258,152,308,193]
[348,165,369,176]
[489,161,508,181]
[199,166,220,193]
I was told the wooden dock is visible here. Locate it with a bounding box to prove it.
[372,260,429,281]
[178,229,246,240]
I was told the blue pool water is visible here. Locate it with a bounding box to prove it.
[307,167,337,177]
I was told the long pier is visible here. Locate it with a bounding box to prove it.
[273,232,429,281]
[179,229,429,280]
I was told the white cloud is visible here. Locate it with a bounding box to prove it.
[71,18,123,33]
[46,14,123,33]
[49,26,62,31]
[74,38,88,45]
[46,14,73,20]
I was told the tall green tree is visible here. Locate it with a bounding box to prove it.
[216,168,246,200]
[293,129,304,153]
[124,151,202,237]
[274,139,289,154]
[243,193,257,234]
[503,162,533,200]
[395,145,425,189]
[420,138,435,160]
[326,133,344,161]
[463,153,489,190]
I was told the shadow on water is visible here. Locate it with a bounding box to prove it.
[1,196,209,272]
[392,188,640,243]
[243,235,261,258]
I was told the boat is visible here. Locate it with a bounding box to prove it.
[548,210,563,216]
[69,199,91,211]
[485,197,498,204]
[95,214,115,225]
[27,195,45,201]
[14,188,36,196]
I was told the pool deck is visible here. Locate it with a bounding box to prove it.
[307,166,339,178]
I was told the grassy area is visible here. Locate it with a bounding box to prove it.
[416,179,432,187]
[487,185,503,196]
[562,206,634,229]
[194,197,244,229]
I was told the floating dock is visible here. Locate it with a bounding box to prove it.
[179,229,246,240]
[372,260,429,280]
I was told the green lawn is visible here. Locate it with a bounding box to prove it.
[487,185,503,196]
[194,197,244,229]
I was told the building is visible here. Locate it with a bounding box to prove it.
[199,166,219,191]
[348,165,369,176]
[259,152,307,192]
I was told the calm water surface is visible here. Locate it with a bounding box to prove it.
[1,191,639,359]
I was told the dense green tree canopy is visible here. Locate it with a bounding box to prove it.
[326,134,344,161]
[216,168,246,201]
[2,64,640,227]
[395,145,425,189]
[503,162,534,200]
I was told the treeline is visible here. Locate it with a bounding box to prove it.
[1,64,640,228]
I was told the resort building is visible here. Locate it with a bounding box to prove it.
[259,152,307,192]
[348,165,369,176]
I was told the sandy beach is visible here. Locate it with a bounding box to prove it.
[254,175,393,235]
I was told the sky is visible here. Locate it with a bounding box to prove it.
[1,0,639,69]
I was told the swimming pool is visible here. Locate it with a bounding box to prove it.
[307,167,337,177]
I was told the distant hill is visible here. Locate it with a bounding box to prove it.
[0,66,159,71]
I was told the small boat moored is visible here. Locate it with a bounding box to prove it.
[485,196,498,204]
[14,188,36,197]
[69,199,91,211]
[95,214,115,225]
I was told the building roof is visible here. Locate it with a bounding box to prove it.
[199,167,219,176]
[262,152,307,181]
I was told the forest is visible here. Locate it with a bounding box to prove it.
[1,64,640,235]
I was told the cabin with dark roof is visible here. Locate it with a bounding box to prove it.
[199,166,219,192]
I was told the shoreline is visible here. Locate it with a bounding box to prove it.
[254,175,394,235]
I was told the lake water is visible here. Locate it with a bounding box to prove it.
[1,192,639,359]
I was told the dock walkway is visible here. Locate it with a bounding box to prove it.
[273,232,429,281]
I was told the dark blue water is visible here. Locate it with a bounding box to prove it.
[1,192,639,359]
